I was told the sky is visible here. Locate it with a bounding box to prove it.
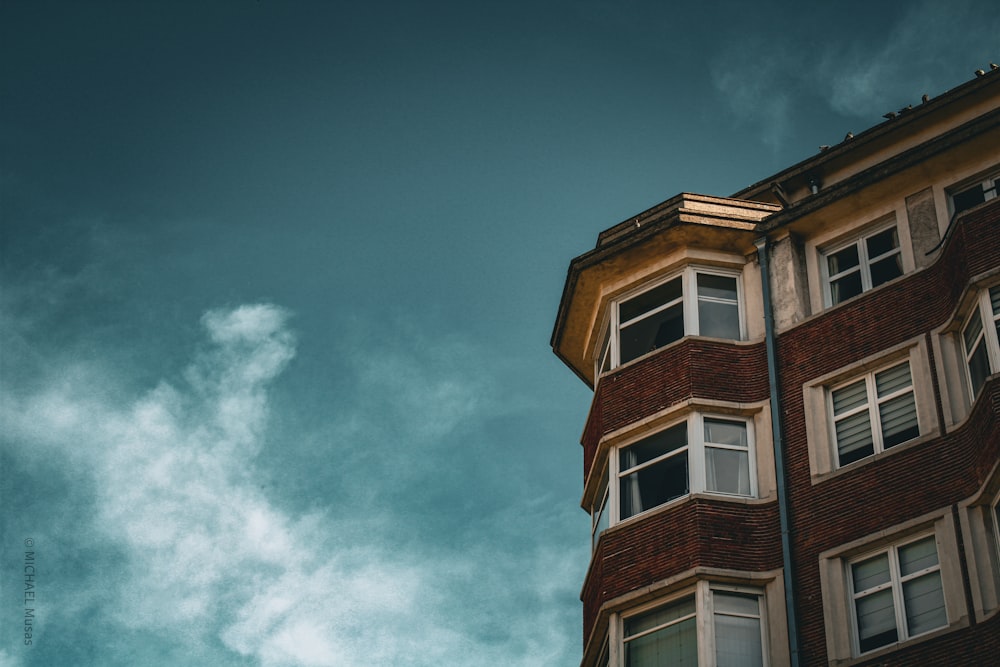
[0,2,997,666]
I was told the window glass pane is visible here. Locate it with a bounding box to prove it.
[875,363,911,397]
[714,591,760,615]
[990,286,1000,317]
[698,300,740,339]
[828,245,860,275]
[963,308,983,350]
[870,254,903,288]
[706,447,750,495]
[879,393,918,448]
[968,339,991,397]
[696,273,738,301]
[620,303,684,364]
[592,472,609,549]
[598,324,612,375]
[832,379,869,414]
[620,278,682,323]
[624,615,697,667]
[714,593,763,667]
[853,553,891,592]
[620,424,687,471]
[620,453,688,519]
[856,588,898,653]
[704,419,748,447]
[836,411,874,465]
[902,572,946,636]
[624,598,696,637]
[898,536,938,575]
[953,184,986,213]
[865,227,899,258]
[831,272,863,304]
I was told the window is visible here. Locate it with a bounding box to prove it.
[615,415,755,522]
[950,170,999,216]
[961,286,1000,398]
[993,496,1000,563]
[849,535,947,654]
[820,513,964,662]
[591,467,610,551]
[620,585,767,667]
[823,224,903,306]
[830,360,919,467]
[597,268,743,376]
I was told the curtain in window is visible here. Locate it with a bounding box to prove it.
[898,538,946,636]
[853,554,898,652]
[704,419,750,496]
[696,274,740,340]
[621,448,643,519]
[714,592,763,667]
[833,380,874,464]
[875,363,918,448]
[624,599,698,667]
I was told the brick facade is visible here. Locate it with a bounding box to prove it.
[554,72,1000,667]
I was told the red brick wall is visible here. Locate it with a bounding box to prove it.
[773,202,1000,666]
[581,497,782,638]
[582,339,769,480]
[574,202,1000,662]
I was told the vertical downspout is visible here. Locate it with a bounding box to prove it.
[755,236,801,667]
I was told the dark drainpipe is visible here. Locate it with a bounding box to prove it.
[754,236,801,667]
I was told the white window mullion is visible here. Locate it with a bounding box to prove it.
[683,269,698,337]
[866,375,883,451]
[984,289,1000,373]
[689,416,705,495]
[858,239,873,292]
[888,548,907,648]
[610,306,620,370]
[609,613,621,667]
[697,581,714,667]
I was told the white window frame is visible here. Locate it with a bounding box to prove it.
[847,533,948,656]
[596,267,745,378]
[993,495,1000,565]
[948,169,1000,217]
[614,582,769,667]
[590,465,610,552]
[609,414,757,526]
[828,359,920,468]
[821,221,904,307]
[960,286,1000,399]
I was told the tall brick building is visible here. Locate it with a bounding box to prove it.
[551,69,1000,666]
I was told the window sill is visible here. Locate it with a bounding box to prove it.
[810,431,940,486]
[828,618,969,667]
[609,491,774,533]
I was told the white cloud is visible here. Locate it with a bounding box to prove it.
[0,303,580,666]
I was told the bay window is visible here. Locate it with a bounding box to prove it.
[619,584,767,667]
[614,415,755,523]
[591,467,610,551]
[597,268,743,376]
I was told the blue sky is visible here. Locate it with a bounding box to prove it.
[1,2,997,666]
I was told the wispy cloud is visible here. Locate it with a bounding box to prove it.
[1,303,580,666]
[711,43,796,151]
[711,0,1000,148]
